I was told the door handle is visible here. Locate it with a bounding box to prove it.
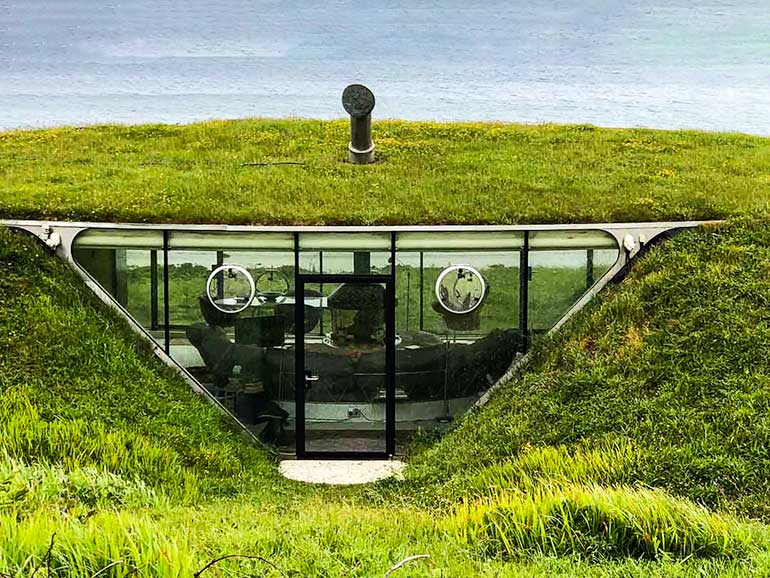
[304,371,320,390]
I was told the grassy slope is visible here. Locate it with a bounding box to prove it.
[1,119,770,225]
[4,220,770,575]
[0,227,278,499]
[409,219,770,520]
[3,221,770,575]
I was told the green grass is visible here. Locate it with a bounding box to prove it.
[407,219,770,521]
[4,119,770,575]
[3,484,762,577]
[451,484,758,561]
[1,119,770,225]
[0,227,279,500]
[5,220,770,575]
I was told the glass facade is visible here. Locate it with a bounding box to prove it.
[72,227,618,456]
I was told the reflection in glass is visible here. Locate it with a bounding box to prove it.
[72,245,163,338]
[528,248,617,332]
[412,251,520,336]
[72,227,619,453]
[435,265,487,314]
[206,264,255,314]
[302,282,388,454]
[167,248,294,444]
[298,251,391,275]
[394,243,524,437]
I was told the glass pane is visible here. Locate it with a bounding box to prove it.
[124,249,161,329]
[74,228,162,249]
[302,282,387,454]
[299,250,391,275]
[407,251,521,335]
[168,231,293,250]
[528,231,619,333]
[299,232,390,251]
[394,248,523,437]
[529,229,617,250]
[72,244,164,343]
[298,232,392,276]
[397,231,524,250]
[168,248,294,445]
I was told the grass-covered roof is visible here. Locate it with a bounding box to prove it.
[4,120,770,575]
[1,119,769,225]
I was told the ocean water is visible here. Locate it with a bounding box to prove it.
[1,0,769,133]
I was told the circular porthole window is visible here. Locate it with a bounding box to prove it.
[435,265,487,314]
[255,269,290,302]
[206,265,256,314]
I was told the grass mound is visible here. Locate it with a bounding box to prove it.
[1,119,769,225]
[0,454,162,517]
[409,219,770,518]
[1,389,202,500]
[451,485,756,561]
[442,444,758,561]
[0,227,276,498]
[455,441,639,497]
[6,201,770,572]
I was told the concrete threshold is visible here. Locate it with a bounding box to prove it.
[279,459,406,485]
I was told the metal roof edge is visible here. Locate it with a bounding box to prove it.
[0,218,721,233]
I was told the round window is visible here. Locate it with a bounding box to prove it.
[206,265,255,314]
[435,265,487,314]
[255,269,290,302]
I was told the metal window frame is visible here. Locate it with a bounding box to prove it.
[294,231,397,459]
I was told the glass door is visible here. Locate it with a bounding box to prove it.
[295,277,395,458]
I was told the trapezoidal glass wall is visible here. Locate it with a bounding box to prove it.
[72,227,618,456]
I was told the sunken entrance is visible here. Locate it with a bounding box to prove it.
[6,221,697,458]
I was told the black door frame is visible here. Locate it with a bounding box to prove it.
[293,234,397,459]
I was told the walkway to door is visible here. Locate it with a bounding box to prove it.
[279,459,406,485]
